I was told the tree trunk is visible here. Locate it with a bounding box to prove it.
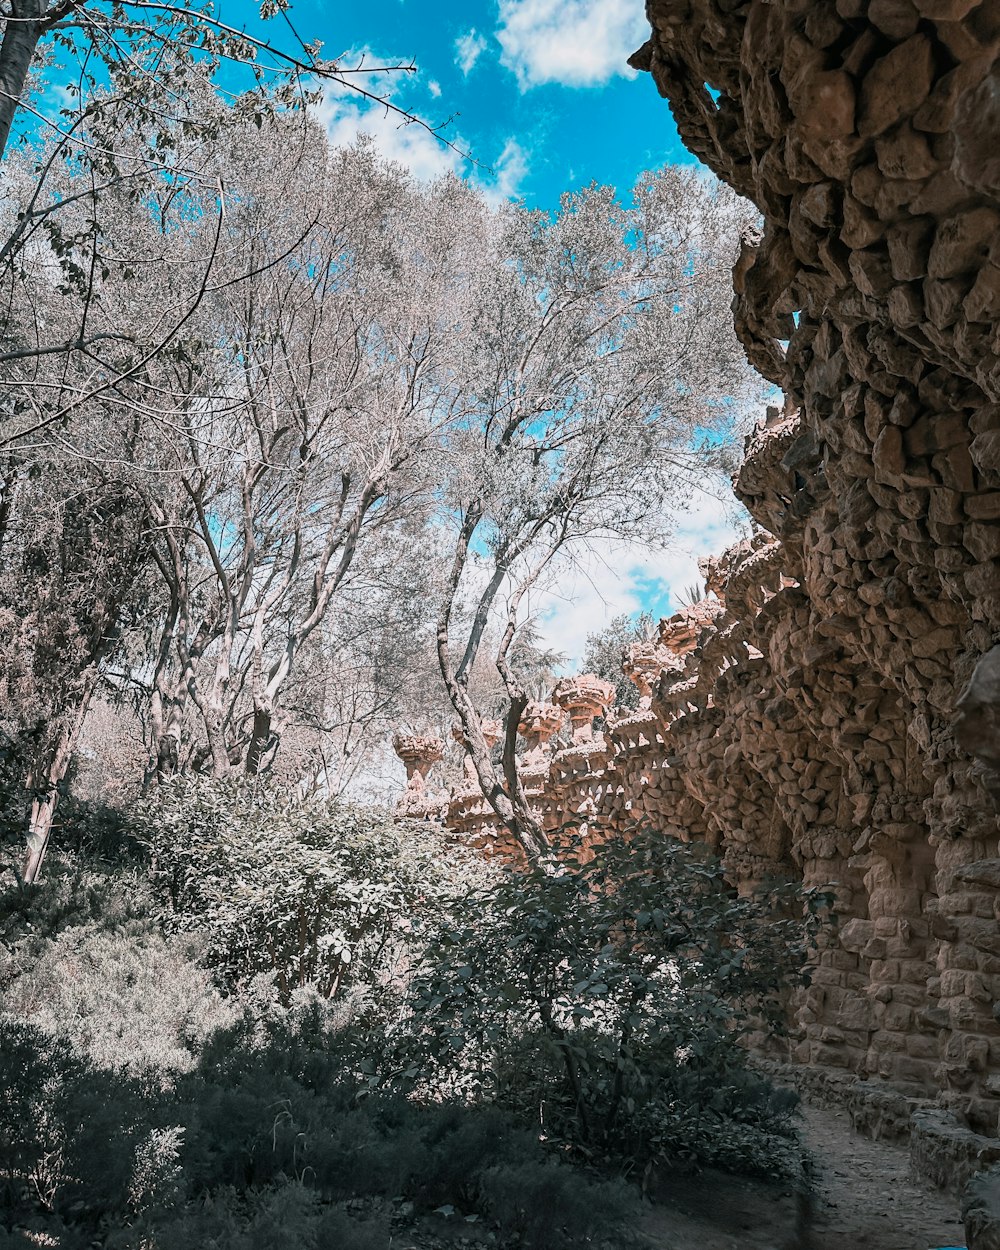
[0,1,47,164]
[435,505,550,864]
[456,699,548,864]
[203,707,231,777]
[185,663,231,776]
[22,687,93,884]
[147,678,185,786]
[244,704,272,776]
[23,784,58,884]
[146,596,184,787]
[0,457,17,555]
[146,717,180,787]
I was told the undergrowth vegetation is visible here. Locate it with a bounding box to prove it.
[0,780,822,1248]
[131,777,482,999]
[396,830,821,1179]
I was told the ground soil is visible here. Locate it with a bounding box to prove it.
[639,1104,967,1250]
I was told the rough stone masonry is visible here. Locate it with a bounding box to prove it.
[624,0,1000,1132]
[394,0,1000,1199]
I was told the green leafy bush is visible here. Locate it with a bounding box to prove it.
[0,793,817,1249]
[478,1159,630,1246]
[398,827,825,1179]
[131,778,480,999]
[0,859,235,1079]
[0,1019,174,1230]
[143,1184,392,1250]
[2,924,235,1078]
[1,1007,636,1249]
[0,856,152,945]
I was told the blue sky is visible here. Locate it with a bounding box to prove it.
[219,0,695,209]
[21,0,748,664]
[213,0,750,662]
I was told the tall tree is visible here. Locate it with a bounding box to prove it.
[135,133,458,779]
[0,419,148,881]
[428,168,763,860]
[0,1,429,165]
[0,4,446,446]
[0,121,764,873]
[582,612,656,710]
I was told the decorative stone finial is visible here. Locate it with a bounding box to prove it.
[392,731,444,784]
[392,732,445,820]
[623,639,675,709]
[698,552,729,604]
[552,674,616,743]
[657,600,722,656]
[517,701,563,765]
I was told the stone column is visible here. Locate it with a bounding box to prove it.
[623,640,673,710]
[552,674,616,743]
[392,732,444,820]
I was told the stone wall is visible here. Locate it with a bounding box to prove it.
[621,0,1000,1131]
[395,0,1000,1186]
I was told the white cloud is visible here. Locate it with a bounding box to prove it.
[313,65,531,202]
[496,0,649,89]
[313,54,464,182]
[480,137,530,203]
[532,486,750,667]
[428,78,442,98]
[316,93,462,181]
[455,28,489,76]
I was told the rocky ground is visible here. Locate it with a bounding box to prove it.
[639,1103,966,1250]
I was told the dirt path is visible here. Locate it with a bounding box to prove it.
[639,1104,967,1250]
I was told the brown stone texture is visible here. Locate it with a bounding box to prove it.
[399,0,1000,1180]
[619,0,1000,1134]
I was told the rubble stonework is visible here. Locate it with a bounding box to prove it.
[395,0,1000,1188]
[399,415,999,1139]
[621,0,1000,1139]
[444,719,521,855]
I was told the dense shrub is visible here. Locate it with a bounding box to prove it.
[0,858,234,1079]
[0,730,28,848]
[145,1185,392,1250]
[0,855,153,945]
[2,924,235,1077]
[0,1019,175,1232]
[131,777,484,999]
[0,799,819,1249]
[0,839,626,1245]
[0,1008,635,1249]
[397,827,825,1179]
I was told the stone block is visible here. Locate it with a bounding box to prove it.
[966,493,1000,521]
[875,124,939,181]
[965,264,1000,323]
[868,0,922,36]
[886,215,934,282]
[929,208,1000,280]
[924,275,971,328]
[858,35,935,138]
[971,430,1000,475]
